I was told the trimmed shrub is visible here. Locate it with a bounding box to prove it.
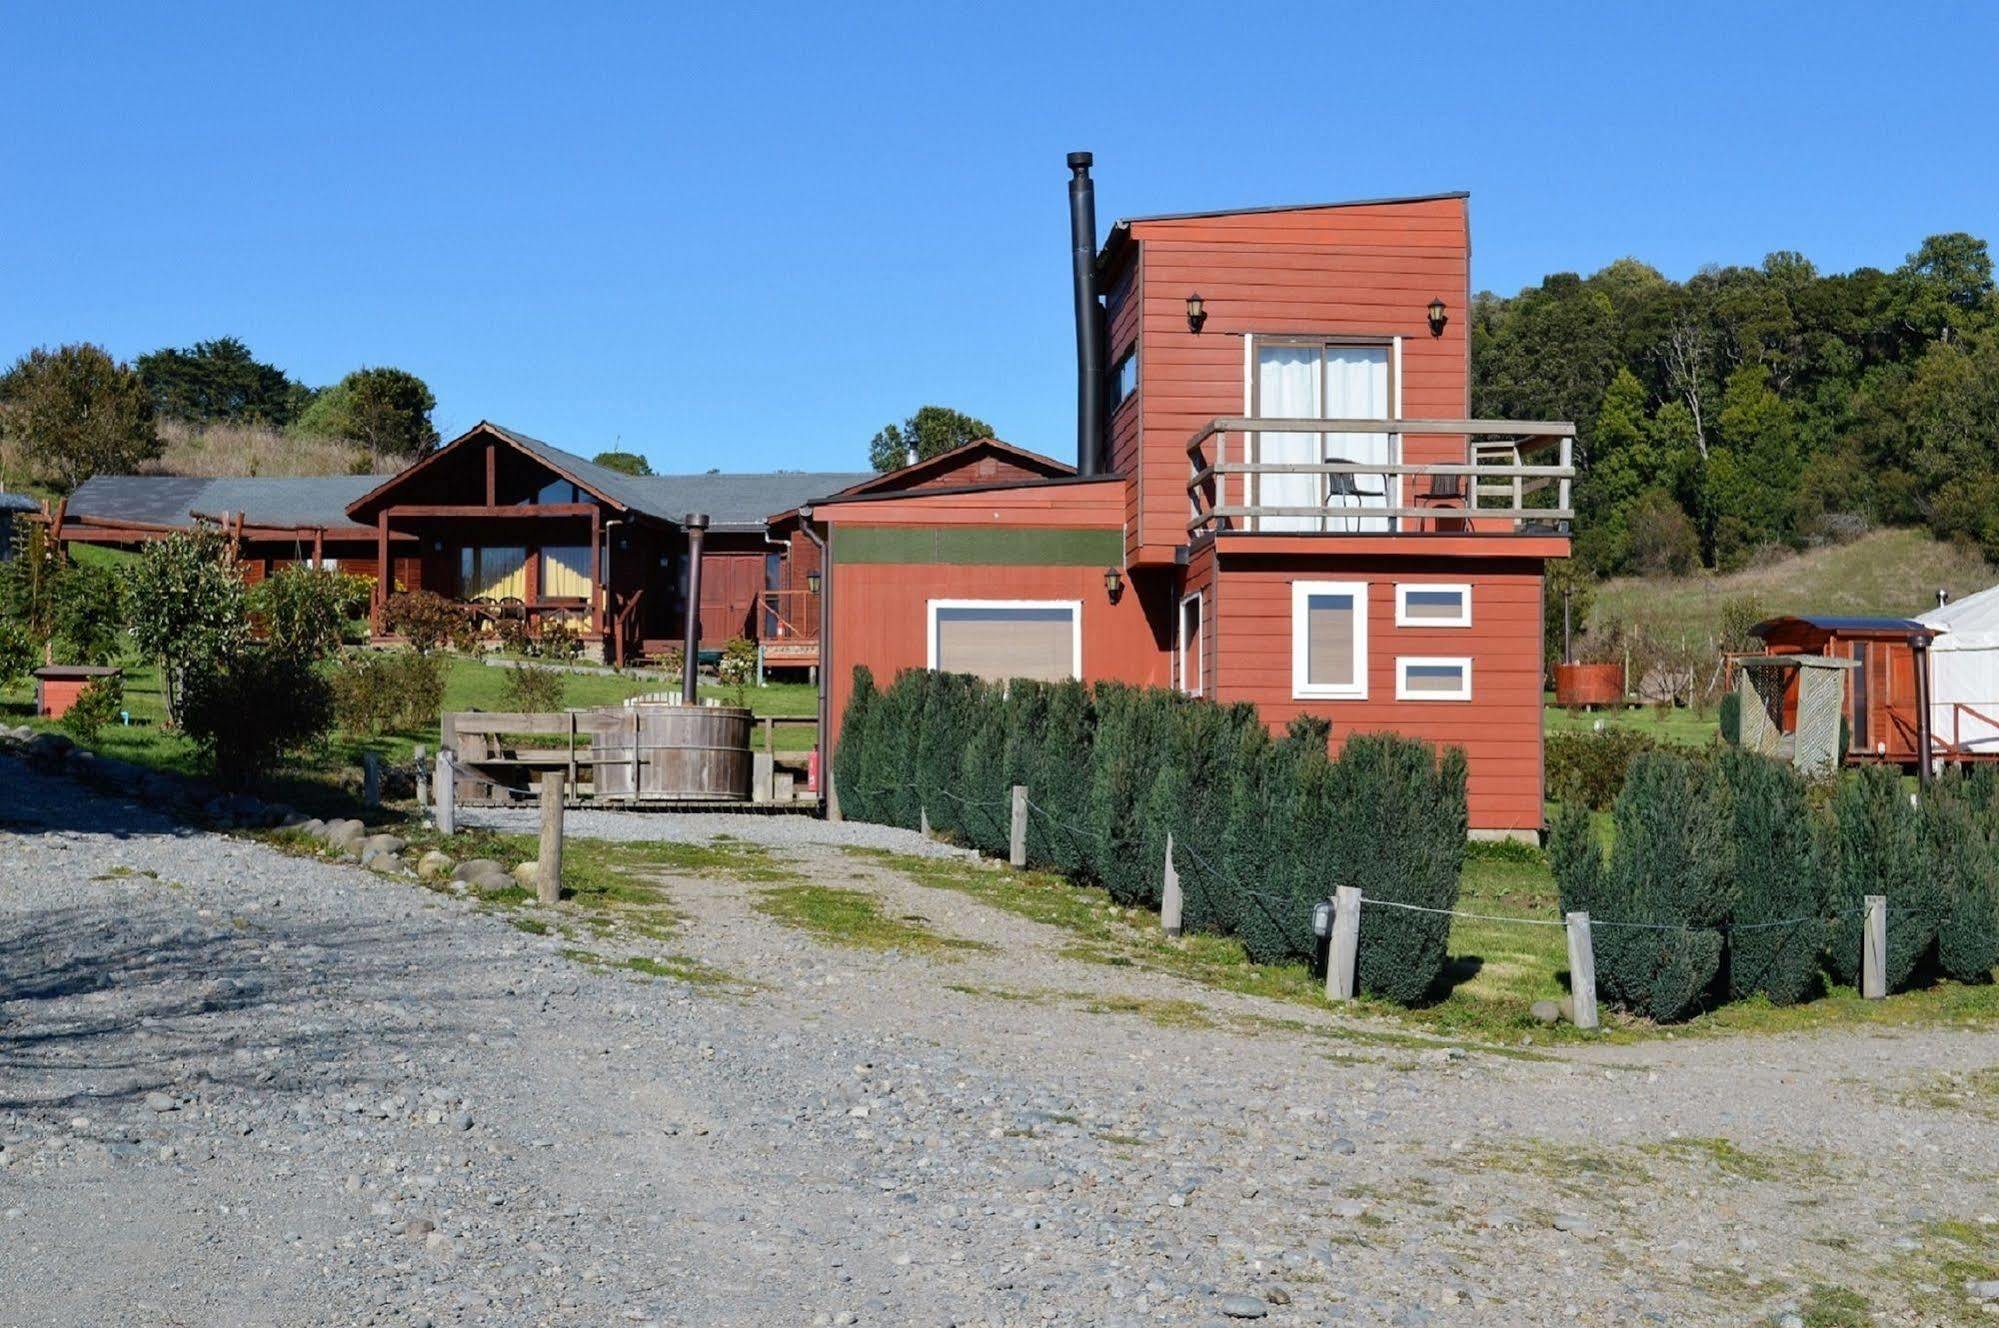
[1825,764,1934,991]
[1927,773,1999,984]
[1716,750,1825,1005]
[917,672,981,839]
[1545,727,1662,811]
[1088,684,1177,906]
[251,565,371,662]
[181,646,334,785]
[1028,680,1095,875]
[538,617,584,661]
[60,674,124,740]
[1229,718,1325,966]
[330,649,447,736]
[1717,691,1741,746]
[382,590,463,654]
[882,668,933,831]
[1338,735,1469,1004]
[956,680,1010,857]
[500,662,564,713]
[832,666,879,824]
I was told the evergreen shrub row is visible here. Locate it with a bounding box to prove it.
[1552,752,1999,1022]
[835,666,1468,1002]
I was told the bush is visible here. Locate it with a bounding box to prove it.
[1229,718,1324,966]
[494,615,534,656]
[500,662,564,713]
[125,526,248,726]
[1341,736,1469,1004]
[252,565,371,661]
[1718,691,1741,745]
[1717,750,1825,1005]
[655,643,685,683]
[832,666,879,823]
[0,621,33,690]
[60,674,124,740]
[330,649,448,736]
[1544,728,1662,810]
[180,647,333,785]
[1825,764,1934,991]
[382,590,464,655]
[1027,680,1095,875]
[1926,772,1999,985]
[537,617,583,661]
[719,635,756,686]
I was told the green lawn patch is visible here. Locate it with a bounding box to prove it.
[752,883,991,955]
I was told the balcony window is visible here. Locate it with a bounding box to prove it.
[928,600,1080,683]
[539,545,592,599]
[1396,657,1472,701]
[1291,581,1367,699]
[1396,583,1471,627]
[1253,338,1395,532]
[460,546,527,600]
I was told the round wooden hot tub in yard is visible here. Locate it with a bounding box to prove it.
[1554,662,1625,708]
[632,703,753,800]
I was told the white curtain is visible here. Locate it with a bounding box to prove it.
[1256,346,1320,532]
[1325,346,1391,532]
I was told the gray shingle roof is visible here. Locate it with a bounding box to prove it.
[67,474,393,530]
[0,492,39,514]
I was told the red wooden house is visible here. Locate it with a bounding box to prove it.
[801,156,1573,839]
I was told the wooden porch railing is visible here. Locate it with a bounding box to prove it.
[758,587,820,642]
[1186,417,1575,536]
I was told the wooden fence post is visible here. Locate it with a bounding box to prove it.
[1863,895,1887,999]
[537,772,566,906]
[435,751,455,835]
[1160,832,1182,938]
[1326,885,1360,1002]
[1009,785,1028,868]
[362,751,381,808]
[1565,911,1599,1030]
[413,745,428,809]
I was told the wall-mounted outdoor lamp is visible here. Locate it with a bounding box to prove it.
[1185,292,1207,333]
[806,569,822,595]
[1427,297,1449,337]
[1104,566,1123,599]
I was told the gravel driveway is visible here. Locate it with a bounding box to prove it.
[4,758,1997,1328]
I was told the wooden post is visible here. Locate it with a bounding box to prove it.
[1160,832,1182,938]
[537,772,565,905]
[413,745,428,809]
[1009,785,1028,868]
[362,751,381,808]
[1326,885,1360,1002]
[919,805,931,838]
[435,750,455,835]
[1565,911,1599,1030]
[1863,894,1888,999]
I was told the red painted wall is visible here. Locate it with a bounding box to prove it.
[1210,551,1546,834]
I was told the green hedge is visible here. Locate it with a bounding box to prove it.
[835,667,1468,1000]
[1544,728,1662,810]
[1553,750,1999,1022]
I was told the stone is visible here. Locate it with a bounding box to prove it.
[359,833,407,858]
[452,858,507,884]
[512,861,540,889]
[143,1091,177,1113]
[366,853,405,875]
[1530,999,1562,1025]
[417,850,454,881]
[1330,1137,1356,1155]
[1967,1280,1999,1302]
[1551,1213,1596,1237]
[1218,1293,1268,1319]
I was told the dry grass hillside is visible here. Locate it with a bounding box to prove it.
[1591,527,1996,639]
[139,419,371,478]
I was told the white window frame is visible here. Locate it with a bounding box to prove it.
[1396,656,1473,702]
[926,599,1083,680]
[1395,582,1472,628]
[1291,580,1369,701]
[1178,591,1204,697]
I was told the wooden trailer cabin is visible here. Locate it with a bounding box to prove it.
[1748,615,1949,767]
[802,155,1576,841]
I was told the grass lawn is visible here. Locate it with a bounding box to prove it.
[1,648,820,816]
[1544,695,1719,749]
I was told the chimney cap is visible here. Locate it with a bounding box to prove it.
[1067,151,1093,171]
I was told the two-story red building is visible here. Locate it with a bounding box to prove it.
[804,155,1572,840]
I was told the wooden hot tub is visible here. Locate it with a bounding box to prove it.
[593,701,753,801]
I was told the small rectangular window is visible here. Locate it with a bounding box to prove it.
[1396,583,1471,627]
[1109,347,1139,413]
[1291,581,1368,699]
[1396,657,1472,701]
[1178,592,1204,696]
[928,600,1081,683]
[460,546,527,600]
[539,546,592,599]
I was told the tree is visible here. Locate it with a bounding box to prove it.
[592,450,653,476]
[0,343,159,490]
[125,526,249,725]
[136,336,309,425]
[868,405,994,472]
[251,565,371,661]
[292,366,439,466]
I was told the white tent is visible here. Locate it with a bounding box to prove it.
[1917,584,1999,755]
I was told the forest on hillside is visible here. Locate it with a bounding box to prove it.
[1472,232,1999,576]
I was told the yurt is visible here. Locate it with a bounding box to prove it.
[1917,585,1999,757]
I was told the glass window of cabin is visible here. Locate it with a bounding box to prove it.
[928,601,1080,683]
[1291,580,1368,699]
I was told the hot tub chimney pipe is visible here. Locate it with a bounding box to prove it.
[1068,151,1106,477]
[682,513,708,704]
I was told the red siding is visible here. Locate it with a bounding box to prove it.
[1212,552,1546,835]
[1122,197,1472,564]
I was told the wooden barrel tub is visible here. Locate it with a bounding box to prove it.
[591,702,754,801]
[1554,662,1625,708]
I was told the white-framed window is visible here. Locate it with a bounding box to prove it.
[1396,656,1473,701]
[1395,583,1471,627]
[927,599,1081,683]
[1178,591,1204,696]
[1291,581,1368,700]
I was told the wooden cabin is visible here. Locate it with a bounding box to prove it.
[804,156,1575,840]
[1748,615,1942,766]
[57,424,869,669]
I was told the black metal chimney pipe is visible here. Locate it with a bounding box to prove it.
[681,513,708,704]
[1068,151,1106,477]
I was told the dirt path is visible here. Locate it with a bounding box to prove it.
[5,760,1997,1327]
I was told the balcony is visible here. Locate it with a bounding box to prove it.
[757,586,821,665]
[1186,417,1574,537]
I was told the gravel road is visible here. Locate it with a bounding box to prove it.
[4,757,1998,1328]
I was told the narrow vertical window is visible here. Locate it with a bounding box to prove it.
[1291,581,1368,700]
[1178,592,1204,696]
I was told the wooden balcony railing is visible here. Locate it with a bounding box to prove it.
[758,587,820,643]
[1186,417,1575,536]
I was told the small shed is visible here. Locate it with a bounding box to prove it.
[0,492,39,560]
[33,665,122,719]
[1917,585,1999,757]
[1747,616,1939,766]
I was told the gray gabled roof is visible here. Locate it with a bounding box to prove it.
[67,473,392,530]
[0,492,39,514]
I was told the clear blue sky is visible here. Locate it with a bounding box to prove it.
[3,2,1994,474]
